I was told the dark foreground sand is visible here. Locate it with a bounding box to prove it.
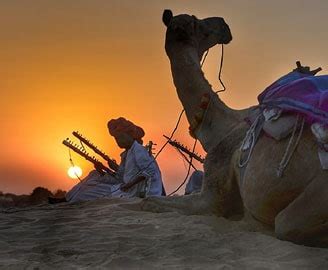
[0,198,327,269]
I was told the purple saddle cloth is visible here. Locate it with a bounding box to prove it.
[258,71,328,125]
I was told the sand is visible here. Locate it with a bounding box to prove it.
[0,198,327,269]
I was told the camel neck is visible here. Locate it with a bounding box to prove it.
[169,46,209,114]
[168,46,240,151]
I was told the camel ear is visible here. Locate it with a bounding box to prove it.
[163,9,173,27]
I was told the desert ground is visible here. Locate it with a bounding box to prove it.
[0,197,327,269]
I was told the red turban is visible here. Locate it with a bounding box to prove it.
[107,117,145,143]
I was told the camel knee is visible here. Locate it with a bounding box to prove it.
[275,212,328,247]
[275,215,304,245]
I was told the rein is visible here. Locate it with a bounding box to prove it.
[66,44,227,197]
[168,44,226,195]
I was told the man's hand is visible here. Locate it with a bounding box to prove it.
[108,159,119,171]
[120,185,129,193]
[94,161,105,176]
[120,175,146,192]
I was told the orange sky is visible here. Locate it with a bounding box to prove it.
[1,0,328,195]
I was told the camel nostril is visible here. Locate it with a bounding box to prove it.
[222,26,232,43]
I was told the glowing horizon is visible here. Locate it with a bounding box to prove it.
[1,1,328,195]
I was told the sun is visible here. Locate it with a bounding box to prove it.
[67,166,83,179]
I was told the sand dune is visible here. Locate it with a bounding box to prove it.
[0,198,327,269]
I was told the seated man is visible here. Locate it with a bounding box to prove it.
[49,117,164,204]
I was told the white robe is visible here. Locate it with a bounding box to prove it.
[66,141,163,203]
[184,170,204,195]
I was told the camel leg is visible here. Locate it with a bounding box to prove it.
[275,174,328,247]
[125,134,245,216]
[138,192,218,215]
[129,155,221,215]
[137,150,243,217]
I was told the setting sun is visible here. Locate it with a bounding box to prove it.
[67,166,83,179]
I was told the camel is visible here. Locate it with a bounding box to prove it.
[138,9,328,248]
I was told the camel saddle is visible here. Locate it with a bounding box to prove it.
[241,107,328,172]
[262,108,328,170]
[262,108,298,141]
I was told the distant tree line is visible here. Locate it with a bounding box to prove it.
[0,187,67,208]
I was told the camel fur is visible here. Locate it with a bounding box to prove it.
[140,9,328,248]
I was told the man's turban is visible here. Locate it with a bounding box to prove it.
[107,117,145,143]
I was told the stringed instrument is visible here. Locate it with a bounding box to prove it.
[62,138,116,176]
[145,140,156,157]
[163,135,205,164]
[72,131,119,171]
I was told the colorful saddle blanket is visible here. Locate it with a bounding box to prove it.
[258,71,328,125]
[250,71,328,171]
[240,70,328,176]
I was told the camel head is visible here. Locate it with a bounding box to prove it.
[162,9,232,60]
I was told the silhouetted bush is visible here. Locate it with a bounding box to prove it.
[0,194,14,208]
[53,189,67,198]
[0,187,67,208]
[29,187,53,205]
